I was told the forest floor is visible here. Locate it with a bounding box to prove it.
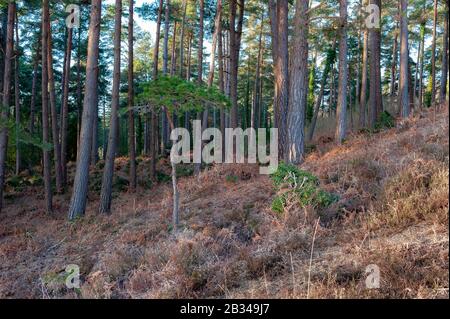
[0,107,448,299]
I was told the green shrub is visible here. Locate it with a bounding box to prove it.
[375,111,395,130]
[270,162,338,213]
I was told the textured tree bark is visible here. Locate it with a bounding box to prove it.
[335,0,348,144]
[61,27,73,188]
[68,0,102,220]
[399,0,410,118]
[276,0,289,160]
[99,0,122,215]
[441,5,449,104]
[287,0,308,164]
[128,0,137,192]
[0,2,15,213]
[41,0,53,213]
[14,10,20,175]
[359,24,368,128]
[431,0,438,106]
[47,20,63,194]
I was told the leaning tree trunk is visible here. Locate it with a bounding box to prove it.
[41,0,53,213]
[399,0,410,118]
[61,27,73,188]
[308,38,337,141]
[68,0,102,220]
[128,0,137,192]
[287,0,308,164]
[0,2,15,213]
[335,0,348,144]
[47,20,63,194]
[99,0,122,215]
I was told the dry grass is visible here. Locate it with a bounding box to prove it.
[0,106,448,299]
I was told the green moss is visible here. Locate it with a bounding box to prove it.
[375,111,395,130]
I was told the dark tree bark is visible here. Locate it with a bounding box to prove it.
[29,37,40,136]
[360,24,368,128]
[68,0,102,220]
[170,20,177,76]
[99,0,122,215]
[61,27,73,188]
[128,0,137,192]
[251,15,263,130]
[399,0,410,117]
[418,22,425,109]
[0,2,15,213]
[287,0,308,164]
[41,0,53,212]
[335,0,348,144]
[47,19,63,194]
[14,9,20,175]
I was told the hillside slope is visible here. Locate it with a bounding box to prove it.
[0,108,448,299]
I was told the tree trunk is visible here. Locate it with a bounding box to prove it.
[308,38,337,141]
[390,24,398,96]
[99,0,122,214]
[47,19,63,194]
[399,0,410,118]
[0,2,15,213]
[335,0,348,144]
[418,22,425,109]
[198,0,204,81]
[368,0,382,127]
[251,15,263,130]
[287,0,308,164]
[14,9,20,175]
[68,0,102,220]
[441,4,449,104]
[149,0,163,179]
[229,0,244,129]
[61,27,72,188]
[76,27,82,155]
[431,0,438,106]
[128,0,137,192]
[41,0,53,213]
[170,20,177,76]
[179,0,187,79]
[161,0,170,152]
[29,37,40,136]
[360,27,368,128]
[276,0,288,160]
